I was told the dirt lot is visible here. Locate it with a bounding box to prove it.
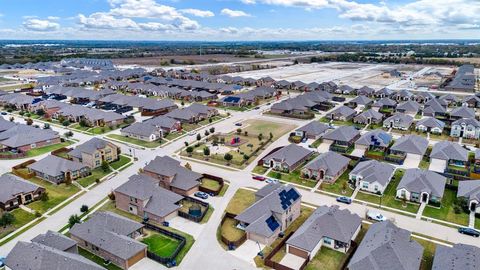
[113,54,267,66]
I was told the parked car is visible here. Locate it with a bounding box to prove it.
[366,210,387,222]
[162,221,170,227]
[336,196,352,204]
[0,257,5,267]
[254,106,260,110]
[252,175,266,181]
[235,122,242,126]
[188,131,197,136]
[194,191,209,200]
[266,179,278,184]
[458,227,480,237]
[0,111,7,115]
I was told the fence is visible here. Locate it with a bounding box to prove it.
[143,223,186,267]
[51,147,72,158]
[338,241,359,270]
[0,151,26,159]
[220,212,247,249]
[12,159,36,179]
[199,174,225,196]
[264,232,310,270]
[177,196,210,223]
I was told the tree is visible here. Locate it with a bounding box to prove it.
[208,118,213,123]
[65,176,72,186]
[204,130,210,136]
[258,133,264,141]
[36,109,45,116]
[185,162,192,170]
[25,118,33,126]
[40,192,49,202]
[196,133,201,141]
[181,101,185,106]
[209,127,215,133]
[203,147,210,157]
[224,153,233,164]
[62,120,70,126]
[184,141,189,147]
[101,161,110,172]
[243,154,249,161]
[236,128,242,134]
[64,131,73,138]
[80,205,89,213]
[68,214,81,228]
[269,132,273,140]
[79,119,88,127]
[0,212,15,228]
[244,131,248,136]
[186,146,194,156]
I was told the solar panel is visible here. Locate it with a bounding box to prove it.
[279,189,300,210]
[266,216,280,232]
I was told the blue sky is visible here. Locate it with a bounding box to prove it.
[0,0,478,40]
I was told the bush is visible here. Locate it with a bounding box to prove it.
[40,192,49,202]
[62,120,70,126]
[0,212,15,227]
[64,131,74,137]
[101,161,110,172]
[35,211,42,218]
[80,205,89,213]
[68,214,81,228]
[108,192,115,201]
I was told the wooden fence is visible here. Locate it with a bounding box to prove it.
[143,223,186,267]
[12,159,36,179]
[199,173,225,196]
[264,232,310,270]
[220,212,247,249]
[177,196,210,223]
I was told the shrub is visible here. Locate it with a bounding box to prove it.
[40,192,49,202]
[108,192,115,201]
[101,161,110,172]
[62,120,70,126]
[68,214,81,228]
[209,127,215,133]
[64,131,74,137]
[80,205,89,213]
[35,211,42,218]
[0,212,15,227]
[196,133,201,141]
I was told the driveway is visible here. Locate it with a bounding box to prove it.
[279,253,307,270]
[129,258,167,270]
[403,153,422,169]
[429,158,447,173]
[350,147,366,158]
[228,240,265,266]
[317,142,332,153]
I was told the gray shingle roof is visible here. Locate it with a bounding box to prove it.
[397,169,446,198]
[304,151,351,177]
[287,205,361,252]
[143,156,201,190]
[31,230,77,252]
[327,106,356,119]
[70,211,146,260]
[348,221,423,270]
[350,95,373,105]
[390,135,429,155]
[350,160,395,187]
[121,122,159,137]
[262,144,312,168]
[68,138,115,159]
[0,173,42,203]
[432,244,480,270]
[372,97,397,108]
[457,180,480,203]
[354,109,383,123]
[383,113,414,129]
[296,121,329,137]
[323,126,360,142]
[27,155,88,177]
[396,100,420,113]
[0,125,59,148]
[355,130,392,148]
[416,117,445,129]
[452,118,480,128]
[450,106,475,119]
[430,141,468,162]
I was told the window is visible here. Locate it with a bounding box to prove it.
[95,153,100,158]
[374,185,378,191]
[95,160,100,166]
[323,237,332,245]
[362,182,369,189]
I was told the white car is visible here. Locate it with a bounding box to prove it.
[188,131,197,136]
[366,210,387,222]
[265,179,278,184]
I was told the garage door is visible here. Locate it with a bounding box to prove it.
[429,158,447,173]
[404,153,422,169]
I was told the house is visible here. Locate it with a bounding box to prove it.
[450,106,475,120]
[383,113,414,130]
[416,117,445,134]
[462,95,480,108]
[389,135,429,159]
[31,230,79,254]
[294,121,329,140]
[396,100,420,116]
[430,141,469,173]
[392,89,414,101]
[439,94,459,106]
[323,126,360,152]
[186,103,219,119]
[432,244,480,270]
[0,173,45,211]
[261,144,313,172]
[371,98,397,111]
[0,124,61,153]
[301,151,350,183]
[235,183,301,245]
[70,211,147,270]
[357,86,375,96]
[286,205,361,259]
[27,155,91,184]
[347,221,424,270]
[353,109,383,125]
[450,118,480,139]
[326,106,356,121]
[165,108,198,123]
[349,95,372,109]
[396,169,446,204]
[476,149,480,173]
[423,99,447,117]
[115,174,183,223]
[142,156,202,196]
[414,92,435,104]
[144,115,181,134]
[121,122,162,142]
[350,160,395,195]
[355,130,392,153]
[68,138,119,169]
[445,64,475,93]
[457,180,480,213]
[336,85,355,95]
[374,87,395,98]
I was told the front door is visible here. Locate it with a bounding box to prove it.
[471,202,477,212]
[422,193,428,203]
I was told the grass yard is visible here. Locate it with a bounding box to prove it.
[25,140,75,158]
[305,247,346,270]
[141,230,182,258]
[242,119,295,139]
[415,238,436,270]
[78,247,123,270]
[107,134,164,148]
[225,189,255,215]
[198,115,226,126]
[218,183,229,197]
[70,123,90,132]
[268,170,317,188]
[252,165,269,175]
[164,131,185,141]
[89,123,130,135]
[77,167,112,188]
[110,155,132,170]
[221,217,245,242]
[27,177,80,214]
[422,188,469,226]
[0,208,36,240]
[200,178,222,191]
[319,171,354,196]
[201,206,214,224]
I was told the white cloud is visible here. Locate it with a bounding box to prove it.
[180,9,214,18]
[78,13,138,29]
[221,8,251,17]
[22,18,60,31]
[241,0,256,4]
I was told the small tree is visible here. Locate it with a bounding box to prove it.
[62,120,70,126]
[64,131,73,138]
[203,147,210,158]
[40,192,49,202]
[80,205,89,213]
[0,212,15,228]
[269,132,273,140]
[208,118,213,123]
[185,162,192,170]
[65,177,72,186]
[224,153,233,164]
[36,109,45,116]
[204,130,210,136]
[258,133,264,141]
[25,118,33,126]
[209,127,215,133]
[108,192,116,201]
[186,146,194,156]
[184,141,189,147]
[401,197,407,208]
[236,128,242,134]
[196,133,201,141]
[79,119,88,127]
[243,154,249,161]
[68,214,81,228]
[244,131,248,136]
[101,160,110,172]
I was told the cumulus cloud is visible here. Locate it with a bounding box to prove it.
[241,0,256,4]
[221,8,251,17]
[180,9,214,18]
[78,13,138,29]
[22,18,60,31]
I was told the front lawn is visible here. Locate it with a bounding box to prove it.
[268,170,317,188]
[225,189,255,215]
[25,140,75,158]
[107,134,164,148]
[0,208,36,239]
[110,155,132,170]
[319,171,353,196]
[422,188,469,226]
[164,131,185,141]
[141,230,182,258]
[76,167,112,188]
[27,177,80,214]
[252,165,269,175]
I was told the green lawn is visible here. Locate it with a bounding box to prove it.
[242,119,295,139]
[319,171,354,196]
[141,230,182,257]
[268,170,317,188]
[25,140,75,158]
[78,247,123,270]
[0,208,36,240]
[225,189,255,215]
[70,123,90,132]
[305,247,346,270]
[89,124,129,135]
[27,177,80,214]
[164,131,185,141]
[218,183,229,197]
[107,134,164,148]
[415,238,436,270]
[77,167,112,188]
[419,159,430,170]
[422,189,469,226]
[200,178,221,191]
[110,155,132,170]
[200,206,214,224]
[252,165,269,175]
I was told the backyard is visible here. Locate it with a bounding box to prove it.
[141,229,182,258]
[26,177,80,214]
[200,178,222,191]
[107,134,164,148]
[225,188,256,215]
[23,140,75,158]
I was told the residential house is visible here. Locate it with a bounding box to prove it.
[475,149,480,173]
[70,211,147,270]
[0,124,61,153]
[353,109,383,125]
[432,244,480,270]
[235,183,301,245]
[445,64,475,93]
[286,205,361,259]
[430,141,469,173]
[371,98,397,112]
[374,87,395,98]
[68,138,120,169]
[439,94,459,106]
[31,230,79,254]
[0,173,45,211]
[261,144,313,172]
[347,221,423,270]
[355,130,392,153]
[120,122,162,142]
[323,126,360,153]
[423,99,447,117]
[142,156,202,196]
[357,86,375,96]
[450,118,480,139]
[294,121,329,140]
[415,117,445,134]
[350,160,395,195]
[349,96,372,109]
[144,115,181,134]
[414,92,435,104]
[389,135,429,162]
[450,106,475,120]
[383,113,414,130]
[392,89,414,101]
[396,100,420,116]
[457,180,480,213]
[27,155,91,184]
[396,169,446,204]
[186,103,219,119]
[326,106,356,121]
[301,151,351,183]
[28,100,70,118]
[462,95,480,108]
[115,174,183,223]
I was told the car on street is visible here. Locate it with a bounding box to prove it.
[235,122,242,126]
[254,106,260,110]
[336,196,352,204]
[188,131,197,136]
[366,210,387,222]
[252,175,266,181]
[265,179,278,184]
[458,227,480,237]
[194,191,209,200]
[0,257,5,267]
[0,111,7,115]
